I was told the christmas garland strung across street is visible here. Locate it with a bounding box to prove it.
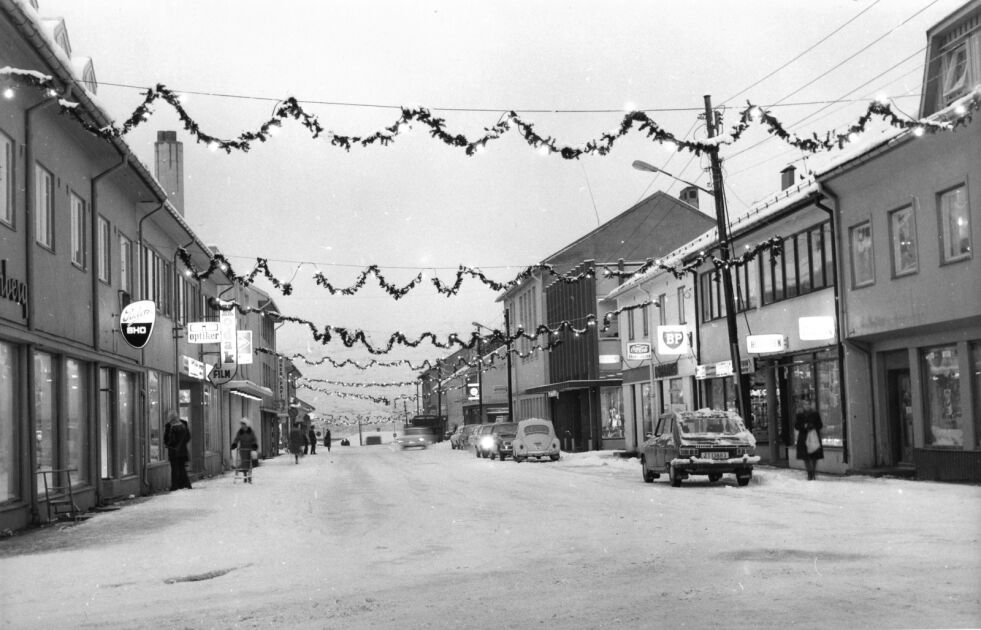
[3,68,977,159]
[213,297,651,355]
[176,235,783,302]
[295,383,408,406]
[296,377,418,388]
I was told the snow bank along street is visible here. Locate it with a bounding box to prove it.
[1,444,979,629]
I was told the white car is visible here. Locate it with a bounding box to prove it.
[511,418,560,462]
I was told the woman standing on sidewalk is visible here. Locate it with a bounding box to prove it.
[164,412,192,490]
[795,409,824,481]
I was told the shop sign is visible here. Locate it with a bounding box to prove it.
[467,382,480,401]
[187,321,220,344]
[627,342,652,361]
[0,259,28,318]
[695,358,754,380]
[599,354,621,365]
[219,304,237,365]
[119,300,155,348]
[657,325,689,355]
[208,362,234,386]
[236,330,253,365]
[654,362,678,378]
[799,316,835,341]
[181,355,206,380]
[746,334,788,354]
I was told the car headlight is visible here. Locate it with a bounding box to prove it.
[481,437,494,447]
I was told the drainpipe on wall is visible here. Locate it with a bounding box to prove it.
[23,88,63,522]
[172,240,194,412]
[815,183,849,465]
[90,154,128,352]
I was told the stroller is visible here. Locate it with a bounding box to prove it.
[233,447,254,484]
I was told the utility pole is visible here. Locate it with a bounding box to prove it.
[504,309,514,422]
[436,366,443,424]
[703,94,751,426]
[476,327,484,424]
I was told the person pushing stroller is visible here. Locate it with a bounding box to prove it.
[231,417,259,483]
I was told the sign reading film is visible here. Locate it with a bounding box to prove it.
[119,300,156,348]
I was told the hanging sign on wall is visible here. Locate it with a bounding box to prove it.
[120,300,155,348]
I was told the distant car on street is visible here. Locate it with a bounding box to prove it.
[511,418,560,462]
[486,422,518,461]
[640,409,759,487]
[396,427,437,450]
[449,425,472,450]
[474,425,497,458]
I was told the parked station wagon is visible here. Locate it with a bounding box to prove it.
[512,418,560,462]
[640,409,759,487]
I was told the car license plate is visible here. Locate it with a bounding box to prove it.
[702,451,728,460]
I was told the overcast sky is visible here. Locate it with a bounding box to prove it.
[38,0,965,418]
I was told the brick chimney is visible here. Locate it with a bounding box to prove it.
[780,165,796,191]
[154,131,184,216]
[679,185,699,210]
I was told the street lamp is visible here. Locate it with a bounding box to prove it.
[631,160,712,195]
[630,94,751,426]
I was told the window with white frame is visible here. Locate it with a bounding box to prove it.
[119,235,132,292]
[97,217,110,283]
[938,185,971,264]
[34,164,54,248]
[1,132,12,227]
[70,193,86,268]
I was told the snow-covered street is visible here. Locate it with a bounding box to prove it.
[1,444,979,629]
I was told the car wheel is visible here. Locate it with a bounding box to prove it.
[475,448,480,458]
[708,473,722,483]
[549,453,560,462]
[737,473,752,487]
[499,450,507,461]
[514,456,523,463]
[669,465,682,487]
[641,458,655,483]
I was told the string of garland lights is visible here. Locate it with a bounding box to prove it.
[256,339,559,373]
[296,377,419,388]
[294,383,408,406]
[214,297,651,355]
[3,68,976,161]
[176,235,783,302]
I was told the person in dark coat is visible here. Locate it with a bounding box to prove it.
[163,411,192,490]
[323,428,332,452]
[308,426,318,455]
[231,417,259,474]
[288,423,305,464]
[794,408,824,480]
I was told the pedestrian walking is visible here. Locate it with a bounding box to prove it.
[163,411,192,490]
[288,423,305,464]
[323,428,332,452]
[231,417,259,481]
[795,408,824,481]
[308,426,318,455]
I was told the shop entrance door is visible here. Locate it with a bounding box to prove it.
[886,369,914,465]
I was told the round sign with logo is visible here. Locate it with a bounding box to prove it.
[119,300,156,348]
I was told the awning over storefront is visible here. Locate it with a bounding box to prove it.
[226,379,273,402]
[526,378,622,395]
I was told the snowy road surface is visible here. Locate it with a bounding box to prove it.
[1,444,979,629]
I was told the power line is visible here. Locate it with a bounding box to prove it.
[721,0,885,105]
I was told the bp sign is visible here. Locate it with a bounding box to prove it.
[119,300,155,348]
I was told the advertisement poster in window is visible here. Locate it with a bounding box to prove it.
[889,205,918,276]
[850,222,875,287]
[601,387,623,439]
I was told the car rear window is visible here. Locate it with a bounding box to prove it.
[405,428,432,436]
[522,424,551,436]
[677,415,748,436]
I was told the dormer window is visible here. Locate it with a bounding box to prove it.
[941,42,970,105]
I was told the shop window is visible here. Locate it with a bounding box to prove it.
[0,341,18,502]
[148,371,163,462]
[922,345,963,448]
[816,359,843,447]
[34,164,54,249]
[1,132,13,228]
[34,352,56,493]
[99,368,112,478]
[70,193,86,269]
[889,205,918,277]
[117,371,136,476]
[849,221,875,288]
[641,382,653,438]
[938,185,971,264]
[65,359,89,485]
[669,378,685,411]
[601,387,624,439]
